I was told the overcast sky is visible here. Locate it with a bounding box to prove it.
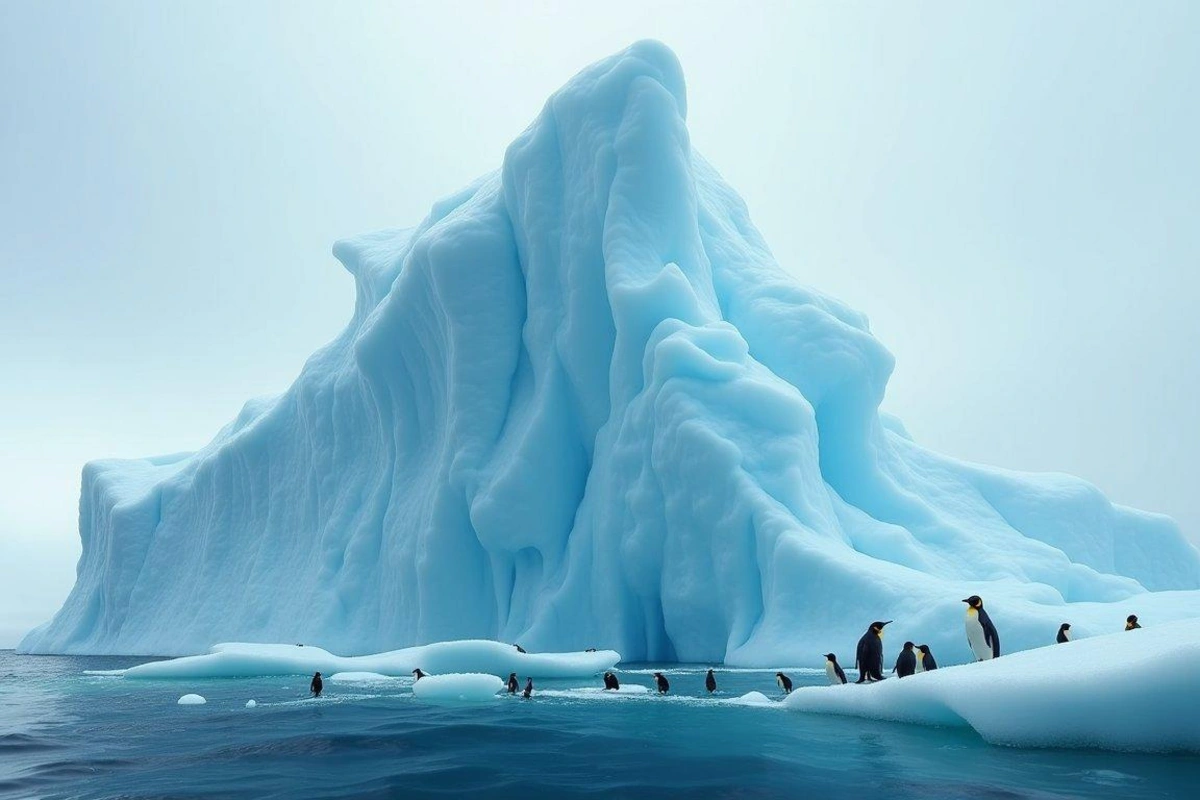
[2,1,1197,647]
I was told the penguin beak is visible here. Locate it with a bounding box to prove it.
[882,621,892,626]
[961,598,970,603]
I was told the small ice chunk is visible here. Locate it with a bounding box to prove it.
[245,699,257,708]
[726,691,774,706]
[177,694,206,705]
[411,673,504,702]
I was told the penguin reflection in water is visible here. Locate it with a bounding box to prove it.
[823,655,847,685]
[963,595,1000,661]
[855,621,891,682]
[653,672,670,694]
[705,669,717,694]
[775,672,793,694]
[506,673,519,694]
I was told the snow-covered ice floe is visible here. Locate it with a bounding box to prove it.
[411,673,504,702]
[117,640,618,680]
[785,620,1200,752]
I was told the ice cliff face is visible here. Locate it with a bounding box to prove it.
[23,41,1200,662]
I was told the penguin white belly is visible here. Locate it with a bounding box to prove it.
[965,613,993,661]
[914,654,924,673]
[824,662,840,685]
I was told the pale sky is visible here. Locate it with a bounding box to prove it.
[2,1,1197,647]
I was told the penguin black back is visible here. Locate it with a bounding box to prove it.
[523,677,533,698]
[603,671,620,690]
[775,671,793,694]
[507,672,519,694]
[653,672,670,694]
[705,669,717,693]
[1056,623,1071,643]
[893,642,916,678]
[855,621,890,682]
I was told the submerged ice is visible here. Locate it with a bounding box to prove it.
[21,41,1200,663]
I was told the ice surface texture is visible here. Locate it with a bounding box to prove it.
[115,641,617,680]
[21,41,1200,663]
[785,621,1200,752]
[411,673,505,703]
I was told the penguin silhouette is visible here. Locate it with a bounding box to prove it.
[855,621,891,682]
[412,668,426,681]
[506,672,519,694]
[310,672,323,698]
[653,672,670,694]
[522,677,533,698]
[705,669,717,694]
[963,596,1000,660]
[893,642,916,678]
[775,672,793,694]
[603,671,620,691]
[1125,615,1141,631]
[823,654,847,685]
[1056,623,1072,643]
[916,645,938,671]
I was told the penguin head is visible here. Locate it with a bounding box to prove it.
[412,668,425,679]
[962,595,983,610]
[314,672,321,677]
[903,641,914,650]
[823,653,837,662]
[917,644,931,655]
[1059,623,1071,631]
[870,620,891,635]
[509,672,517,679]
[1126,614,1138,624]
[776,671,786,678]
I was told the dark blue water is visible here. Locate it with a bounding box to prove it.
[2,652,1197,799]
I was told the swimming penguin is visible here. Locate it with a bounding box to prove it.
[653,672,670,694]
[310,672,323,698]
[705,669,717,694]
[1056,623,1072,643]
[412,668,427,681]
[775,672,793,694]
[603,671,620,691]
[855,621,891,682]
[893,642,916,678]
[823,654,847,685]
[916,645,937,671]
[507,673,519,694]
[1125,615,1141,631]
[963,596,1000,660]
[523,677,533,698]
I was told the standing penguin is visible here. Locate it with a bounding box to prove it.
[916,645,938,671]
[506,673,519,694]
[775,672,793,695]
[963,596,1000,660]
[1056,623,1072,643]
[310,672,323,698]
[1125,615,1141,631]
[823,654,847,685]
[603,672,620,690]
[893,642,917,678]
[653,672,670,694]
[705,669,717,694]
[855,621,891,682]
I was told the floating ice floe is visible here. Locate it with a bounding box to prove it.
[784,619,1200,752]
[724,691,776,707]
[245,699,257,708]
[116,640,618,680]
[176,694,206,705]
[411,673,504,702]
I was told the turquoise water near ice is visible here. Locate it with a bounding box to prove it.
[2,652,1197,799]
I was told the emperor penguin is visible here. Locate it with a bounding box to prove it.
[1056,623,1072,643]
[653,672,670,694]
[507,673,519,694]
[705,669,717,694]
[855,621,891,682]
[775,671,793,694]
[893,642,917,678]
[823,654,847,685]
[916,645,937,671]
[1125,615,1141,631]
[523,677,533,698]
[963,595,1000,660]
[411,668,427,681]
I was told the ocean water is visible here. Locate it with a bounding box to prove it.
[1,652,1197,799]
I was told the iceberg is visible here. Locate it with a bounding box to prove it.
[784,620,1200,752]
[114,640,618,679]
[20,41,1200,664]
